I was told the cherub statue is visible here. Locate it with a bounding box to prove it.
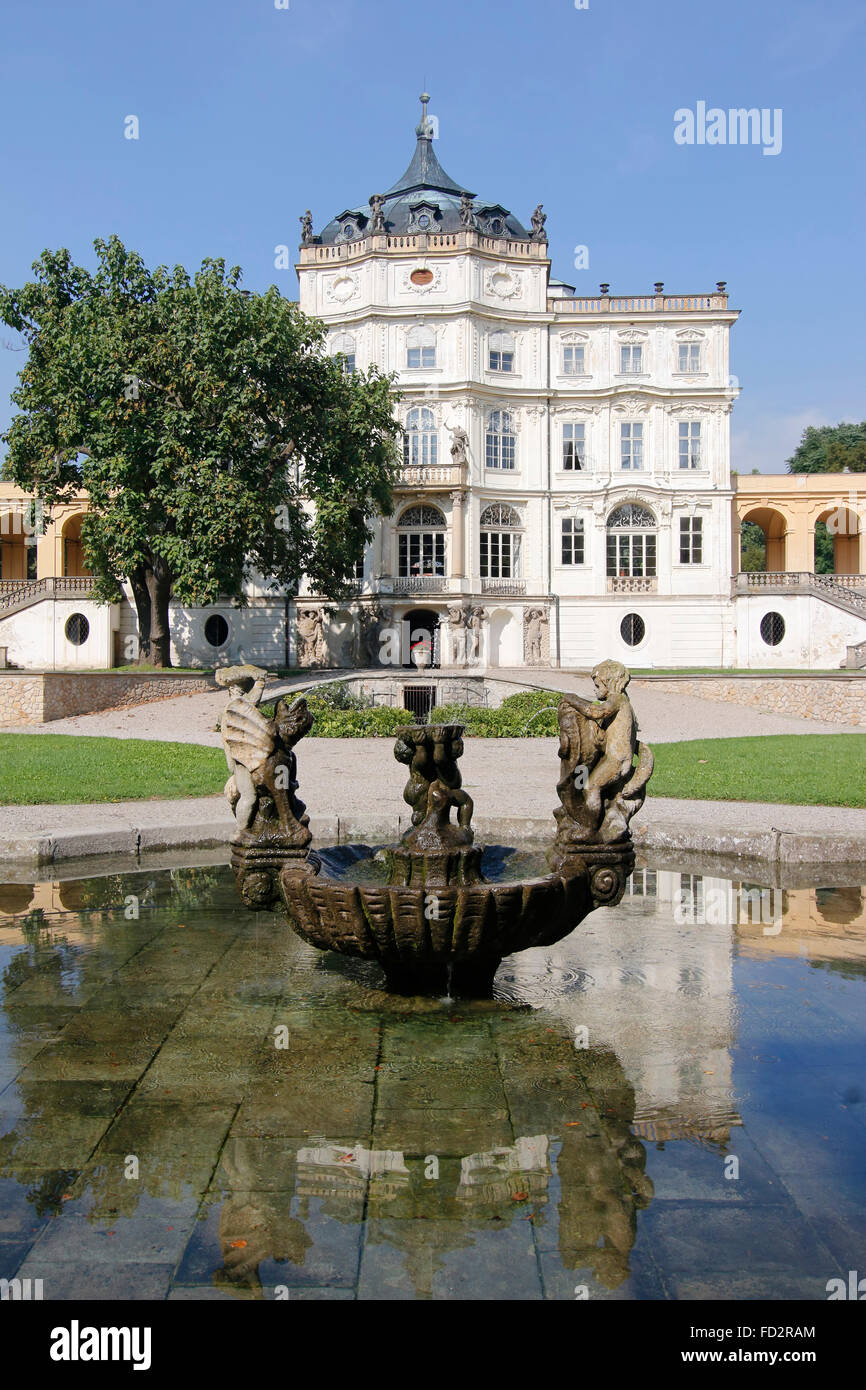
[554,660,653,844]
[394,724,474,849]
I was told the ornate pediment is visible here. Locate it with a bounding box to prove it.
[617,329,649,343]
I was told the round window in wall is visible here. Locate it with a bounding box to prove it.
[620,613,645,647]
[760,611,785,646]
[204,614,229,648]
[65,613,90,646]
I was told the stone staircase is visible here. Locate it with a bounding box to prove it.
[733,571,866,621]
[0,577,96,617]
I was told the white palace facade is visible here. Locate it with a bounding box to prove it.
[1,96,865,673]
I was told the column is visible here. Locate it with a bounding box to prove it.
[450,490,466,579]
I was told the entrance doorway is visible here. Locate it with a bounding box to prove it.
[403,608,441,669]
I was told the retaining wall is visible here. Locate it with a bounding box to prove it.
[0,672,217,725]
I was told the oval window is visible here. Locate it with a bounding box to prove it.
[620,613,645,647]
[760,612,785,646]
[65,613,90,646]
[205,614,229,648]
[490,219,503,234]
[410,268,434,286]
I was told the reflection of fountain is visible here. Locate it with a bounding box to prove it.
[227,660,653,996]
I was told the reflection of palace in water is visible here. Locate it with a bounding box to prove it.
[0,862,863,1299]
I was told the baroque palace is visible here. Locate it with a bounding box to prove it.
[1,96,865,673]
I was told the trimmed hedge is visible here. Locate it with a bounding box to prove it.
[250,687,563,738]
[429,689,561,737]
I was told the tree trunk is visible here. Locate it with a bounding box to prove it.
[145,558,173,668]
[128,564,152,665]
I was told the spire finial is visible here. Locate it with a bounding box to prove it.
[416,92,434,139]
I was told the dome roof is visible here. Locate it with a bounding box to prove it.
[315,95,531,245]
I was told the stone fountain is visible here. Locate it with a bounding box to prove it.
[220,660,653,996]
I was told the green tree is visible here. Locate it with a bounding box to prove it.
[0,237,401,666]
[813,519,836,574]
[786,422,866,474]
[739,519,766,571]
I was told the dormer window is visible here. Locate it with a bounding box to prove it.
[489,331,514,373]
[335,211,366,242]
[407,201,439,232]
[407,326,436,369]
[477,204,511,237]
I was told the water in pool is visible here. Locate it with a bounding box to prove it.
[0,853,863,1300]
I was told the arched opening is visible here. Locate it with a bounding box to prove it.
[480,503,522,580]
[740,507,787,573]
[62,513,92,578]
[814,506,861,575]
[0,522,35,581]
[606,503,657,580]
[397,504,446,579]
[404,607,441,669]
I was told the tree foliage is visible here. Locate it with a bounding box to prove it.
[786,421,866,474]
[0,236,402,664]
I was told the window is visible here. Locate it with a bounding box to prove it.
[489,331,514,373]
[678,342,701,372]
[65,613,90,646]
[620,422,643,471]
[204,614,229,647]
[563,343,586,375]
[620,613,646,647]
[403,407,438,468]
[607,504,657,578]
[627,868,657,897]
[485,410,516,470]
[398,505,446,577]
[332,333,355,375]
[760,611,785,646]
[480,504,522,578]
[353,555,364,581]
[407,326,436,369]
[562,423,585,471]
[620,345,643,374]
[561,516,585,565]
[679,515,703,564]
[678,421,702,469]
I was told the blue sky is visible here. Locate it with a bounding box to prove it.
[1,0,864,473]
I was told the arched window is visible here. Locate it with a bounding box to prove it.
[480,503,522,579]
[485,410,516,471]
[403,407,438,468]
[398,504,446,578]
[606,504,657,578]
[489,331,514,373]
[406,325,436,369]
[331,333,355,375]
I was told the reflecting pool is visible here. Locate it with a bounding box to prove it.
[0,852,864,1300]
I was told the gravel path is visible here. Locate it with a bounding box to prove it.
[1,670,862,745]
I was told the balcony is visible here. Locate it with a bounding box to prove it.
[381,575,454,596]
[607,576,658,594]
[480,578,526,595]
[397,464,465,489]
[733,571,866,617]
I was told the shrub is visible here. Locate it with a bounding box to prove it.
[429,689,561,737]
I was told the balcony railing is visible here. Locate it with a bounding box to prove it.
[384,575,452,596]
[0,576,96,612]
[553,292,728,313]
[397,465,465,488]
[607,576,658,594]
[480,578,526,595]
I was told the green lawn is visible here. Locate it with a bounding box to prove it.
[0,732,863,809]
[649,735,866,809]
[0,735,226,805]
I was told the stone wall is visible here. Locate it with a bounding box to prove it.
[641,677,866,727]
[0,672,217,726]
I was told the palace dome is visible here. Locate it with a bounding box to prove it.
[314,94,532,244]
